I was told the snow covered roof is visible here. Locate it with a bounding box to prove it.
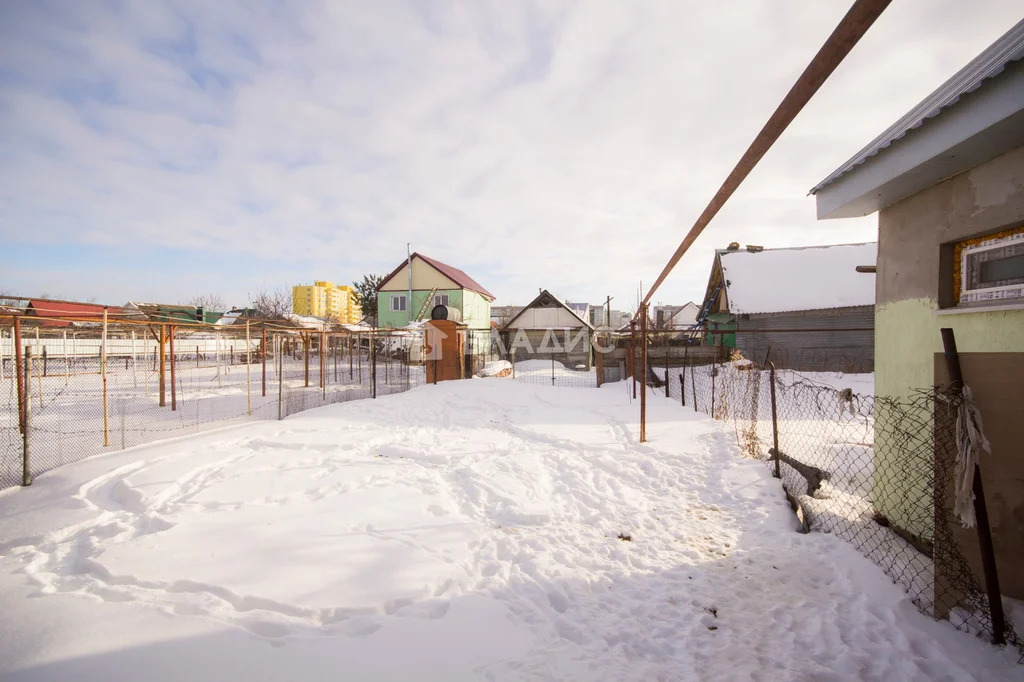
[717,243,876,315]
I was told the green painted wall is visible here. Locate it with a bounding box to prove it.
[874,298,1024,539]
[377,288,491,330]
[461,291,492,330]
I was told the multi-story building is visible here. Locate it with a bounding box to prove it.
[292,281,362,324]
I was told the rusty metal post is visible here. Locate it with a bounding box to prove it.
[262,326,267,397]
[940,327,1005,645]
[349,334,353,380]
[169,325,177,412]
[102,307,110,445]
[14,316,25,434]
[158,325,166,407]
[640,305,648,443]
[768,361,781,479]
[22,347,32,486]
[42,345,47,377]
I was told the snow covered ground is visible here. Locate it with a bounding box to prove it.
[0,380,1020,681]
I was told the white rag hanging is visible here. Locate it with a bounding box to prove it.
[953,383,991,528]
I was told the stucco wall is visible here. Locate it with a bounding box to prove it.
[874,143,1024,538]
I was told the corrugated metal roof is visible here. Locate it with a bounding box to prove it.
[810,18,1024,195]
[378,253,495,301]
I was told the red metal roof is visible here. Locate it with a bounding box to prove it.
[26,300,124,327]
[378,253,495,300]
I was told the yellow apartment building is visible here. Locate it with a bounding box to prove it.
[292,281,362,323]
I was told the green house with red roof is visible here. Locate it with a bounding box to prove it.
[376,253,494,330]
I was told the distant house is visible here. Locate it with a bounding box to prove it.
[490,305,523,328]
[376,252,495,330]
[503,289,594,366]
[811,19,1024,607]
[125,302,223,325]
[653,302,699,332]
[698,243,876,372]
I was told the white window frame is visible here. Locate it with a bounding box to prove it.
[433,293,449,307]
[391,294,407,312]
[959,232,1024,304]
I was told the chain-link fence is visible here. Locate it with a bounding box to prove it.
[0,319,426,490]
[660,353,1021,656]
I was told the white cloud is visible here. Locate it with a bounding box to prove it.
[1,0,1021,309]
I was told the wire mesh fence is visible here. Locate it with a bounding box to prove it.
[0,319,426,490]
[661,352,1022,656]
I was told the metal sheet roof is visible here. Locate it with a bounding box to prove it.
[378,252,495,301]
[810,18,1024,195]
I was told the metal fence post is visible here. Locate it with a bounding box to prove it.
[22,347,32,486]
[691,362,697,412]
[711,357,716,419]
[768,361,780,479]
[277,335,284,420]
[640,305,648,443]
[680,371,685,408]
[371,330,377,399]
[158,325,166,407]
[247,321,252,415]
[169,325,177,412]
[304,333,310,387]
[664,334,669,398]
[262,326,267,398]
[940,327,1005,645]
[551,354,555,386]
[102,307,110,445]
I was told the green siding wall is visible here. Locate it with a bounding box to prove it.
[377,289,491,330]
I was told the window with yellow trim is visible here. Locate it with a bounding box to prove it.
[953,225,1024,305]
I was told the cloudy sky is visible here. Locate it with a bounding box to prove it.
[1,1,1021,312]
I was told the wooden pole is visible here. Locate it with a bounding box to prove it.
[102,307,109,445]
[277,336,284,420]
[246,321,252,415]
[131,330,137,389]
[22,347,32,485]
[169,325,177,412]
[158,325,166,407]
[14,316,25,434]
[34,327,42,408]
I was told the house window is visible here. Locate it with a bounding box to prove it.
[391,294,407,312]
[955,226,1024,304]
[434,294,449,307]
